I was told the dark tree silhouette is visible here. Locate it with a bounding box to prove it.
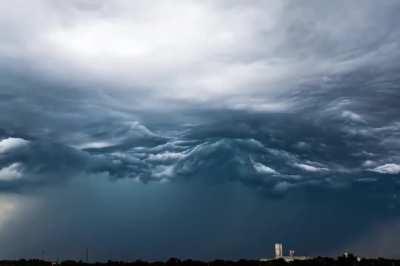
[1,255,400,266]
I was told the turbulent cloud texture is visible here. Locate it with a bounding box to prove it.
[1,0,400,261]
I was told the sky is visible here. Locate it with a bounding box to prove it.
[1,0,400,261]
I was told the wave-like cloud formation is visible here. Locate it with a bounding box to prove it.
[1,110,399,197]
[1,0,400,258]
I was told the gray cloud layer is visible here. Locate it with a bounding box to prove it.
[1,0,400,260]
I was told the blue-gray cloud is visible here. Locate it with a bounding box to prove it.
[1,0,400,260]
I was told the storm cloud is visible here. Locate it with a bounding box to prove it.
[1,0,400,261]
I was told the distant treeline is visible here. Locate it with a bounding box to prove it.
[0,254,399,266]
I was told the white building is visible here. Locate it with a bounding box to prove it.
[260,243,311,262]
[275,243,283,258]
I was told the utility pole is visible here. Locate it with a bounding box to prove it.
[86,248,89,263]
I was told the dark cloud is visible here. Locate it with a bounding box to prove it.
[1,0,400,261]
[0,175,399,261]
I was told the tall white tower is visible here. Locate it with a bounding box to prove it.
[275,243,283,258]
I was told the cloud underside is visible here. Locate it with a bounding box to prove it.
[0,109,399,196]
[0,1,400,197]
[2,0,400,260]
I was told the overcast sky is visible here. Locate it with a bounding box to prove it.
[1,0,400,261]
